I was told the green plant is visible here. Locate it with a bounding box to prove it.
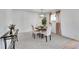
[42,17,47,26]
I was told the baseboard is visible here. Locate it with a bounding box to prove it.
[18,31,32,34]
[51,32,79,42]
[18,30,32,34]
[61,35,79,42]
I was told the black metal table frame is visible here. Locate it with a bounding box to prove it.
[0,35,16,49]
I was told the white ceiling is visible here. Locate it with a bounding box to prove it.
[13,9,59,14]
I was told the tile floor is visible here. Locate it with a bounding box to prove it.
[15,32,79,49]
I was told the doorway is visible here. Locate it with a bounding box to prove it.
[50,11,61,35]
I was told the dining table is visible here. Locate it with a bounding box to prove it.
[35,25,47,31]
[35,25,47,38]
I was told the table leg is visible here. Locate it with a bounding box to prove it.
[13,41,15,49]
[4,38,7,49]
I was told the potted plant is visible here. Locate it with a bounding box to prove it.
[42,17,47,26]
[8,24,16,35]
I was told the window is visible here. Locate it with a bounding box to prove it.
[51,14,56,22]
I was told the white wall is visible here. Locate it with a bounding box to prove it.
[61,9,79,40]
[12,10,40,33]
[0,10,7,35]
[6,10,13,26]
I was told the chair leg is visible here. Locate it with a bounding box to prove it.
[38,33,41,38]
[32,33,35,39]
[13,41,15,49]
[34,34,35,39]
[41,34,43,39]
[50,35,51,40]
[45,36,47,42]
[32,33,33,37]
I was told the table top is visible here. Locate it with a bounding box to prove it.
[35,26,47,31]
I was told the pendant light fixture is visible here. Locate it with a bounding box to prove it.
[39,9,45,18]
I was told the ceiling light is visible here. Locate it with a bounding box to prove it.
[39,9,45,18]
[40,14,44,18]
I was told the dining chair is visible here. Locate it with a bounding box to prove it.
[14,29,19,41]
[31,25,40,39]
[41,24,52,42]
